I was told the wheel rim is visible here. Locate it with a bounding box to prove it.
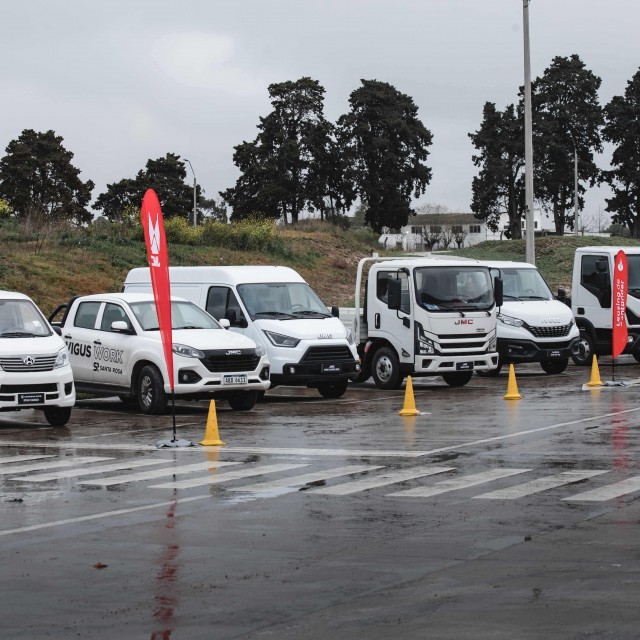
[140,374,153,407]
[375,355,393,383]
[575,338,591,361]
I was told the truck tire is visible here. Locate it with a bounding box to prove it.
[136,365,168,415]
[442,371,473,387]
[227,391,258,411]
[371,347,404,390]
[317,379,349,399]
[571,332,595,367]
[540,359,568,375]
[43,406,71,427]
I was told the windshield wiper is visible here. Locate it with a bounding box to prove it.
[518,295,549,300]
[173,325,201,330]
[1,331,36,337]
[253,311,297,320]
[292,310,332,318]
[502,294,521,300]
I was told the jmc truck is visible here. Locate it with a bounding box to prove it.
[340,256,502,389]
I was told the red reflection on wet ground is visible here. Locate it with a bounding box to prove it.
[611,396,629,472]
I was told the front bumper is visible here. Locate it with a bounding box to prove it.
[0,368,76,410]
[414,353,499,374]
[498,337,579,364]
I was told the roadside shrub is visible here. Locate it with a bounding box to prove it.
[164,216,202,245]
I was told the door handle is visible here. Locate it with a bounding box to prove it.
[375,313,380,329]
[63,334,72,339]
[94,339,102,345]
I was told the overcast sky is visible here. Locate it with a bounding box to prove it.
[2,0,638,222]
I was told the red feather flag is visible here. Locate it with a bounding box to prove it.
[612,249,628,360]
[140,189,174,391]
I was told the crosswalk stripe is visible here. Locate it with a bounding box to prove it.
[150,463,310,489]
[474,470,609,500]
[563,475,640,502]
[311,466,456,496]
[14,458,172,482]
[79,461,242,487]
[228,464,384,493]
[0,456,113,476]
[0,454,56,464]
[387,469,532,498]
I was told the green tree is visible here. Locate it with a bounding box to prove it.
[0,129,94,226]
[602,68,640,237]
[469,102,525,239]
[94,153,199,221]
[337,80,433,234]
[531,55,603,234]
[222,77,341,223]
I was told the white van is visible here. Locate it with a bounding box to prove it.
[479,261,579,375]
[123,266,360,398]
[0,291,75,426]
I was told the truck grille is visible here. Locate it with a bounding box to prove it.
[199,349,260,373]
[300,346,354,363]
[527,324,572,338]
[0,355,57,372]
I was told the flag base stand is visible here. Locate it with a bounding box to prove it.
[155,394,194,448]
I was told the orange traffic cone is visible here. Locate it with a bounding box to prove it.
[199,400,225,446]
[399,376,420,416]
[503,364,522,400]
[585,355,604,387]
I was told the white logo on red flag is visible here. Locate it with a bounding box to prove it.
[612,250,628,360]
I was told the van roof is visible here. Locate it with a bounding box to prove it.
[478,260,538,270]
[575,246,640,256]
[0,291,32,301]
[125,265,306,286]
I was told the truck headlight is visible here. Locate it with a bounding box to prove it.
[255,345,266,357]
[498,313,524,328]
[416,323,435,354]
[172,343,205,359]
[264,331,300,348]
[54,346,70,369]
[488,335,497,351]
[346,329,355,345]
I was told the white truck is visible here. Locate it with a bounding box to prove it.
[0,291,75,426]
[123,266,360,399]
[340,256,502,389]
[570,246,640,365]
[478,260,580,375]
[50,292,270,414]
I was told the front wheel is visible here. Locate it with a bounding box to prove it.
[227,391,258,411]
[317,379,349,399]
[43,406,71,427]
[371,347,404,390]
[540,359,568,375]
[136,365,168,415]
[442,371,473,387]
[571,332,595,366]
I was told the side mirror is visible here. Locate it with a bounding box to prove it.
[111,320,131,333]
[387,278,402,310]
[225,308,249,328]
[494,277,503,307]
[331,305,339,318]
[52,325,62,336]
[219,318,230,329]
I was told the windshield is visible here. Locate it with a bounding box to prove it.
[490,267,553,301]
[237,282,331,320]
[129,301,221,331]
[0,298,52,337]
[628,255,640,299]
[415,267,494,312]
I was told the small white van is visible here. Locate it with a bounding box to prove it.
[123,266,360,398]
[0,291,75,426]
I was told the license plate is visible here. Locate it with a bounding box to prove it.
[456,361,473,371]
[223,374,247,385]
[547,350,562,359]
[321,363,342,374]
[18,392,45,405]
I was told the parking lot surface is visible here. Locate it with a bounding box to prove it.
[1,360,640,639]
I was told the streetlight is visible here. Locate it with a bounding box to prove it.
[523,0,535,264]
[568,131,579,236]
[184,158,197,227]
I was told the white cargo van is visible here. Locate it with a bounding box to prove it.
[123,266,360,398]
[480,261,579,375]
[0,291,75,426]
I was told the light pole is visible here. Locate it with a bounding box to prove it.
[523,0,535,264]
[184,158,197,227]
[568,131,579,236]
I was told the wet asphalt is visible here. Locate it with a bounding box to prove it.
[1,359,640,639]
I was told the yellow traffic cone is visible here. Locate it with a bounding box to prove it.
[199,400,226,446]
[399,376,420,416]
[586,355,604,387]
[503,364,522,400]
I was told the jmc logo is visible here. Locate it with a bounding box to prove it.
[454,319,474,325]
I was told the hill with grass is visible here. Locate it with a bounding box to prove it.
[1,216,638,315]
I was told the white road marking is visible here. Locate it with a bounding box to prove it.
[311,465,456,495]
[0,454,56,464]
[79,461,242,486]
[150,463,309,489]
[564,476,640,502]
[388,469,532,498]
[474,470,609,500]
[0,456,113,476]
[13,458,171,482]
[228,464,384,493]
